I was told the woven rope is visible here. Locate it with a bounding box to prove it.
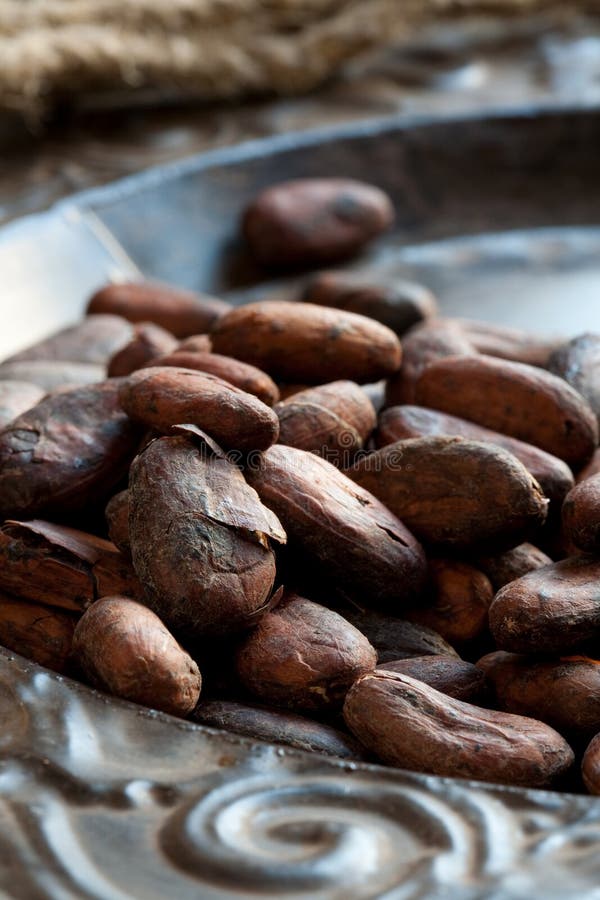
[0,0,596,116]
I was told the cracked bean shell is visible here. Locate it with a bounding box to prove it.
[129,433,286,639]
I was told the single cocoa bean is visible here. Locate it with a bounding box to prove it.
[190,698,369,759]
[0,380,140,519]
[376,405,574,507]
[242,178,393,267]
[129,431,286,638]
[144,351,280,406]
[0,595,76,673]
[246,444,426,609]
[107,321,178,377]
[405,558,494,647]
[211,300,402,384]
[88,281,230,337]
[275,380,375,465]
[349,436,548,551]
[489,557,600,653]
[377,655,488,703]
[343,670,574,787]
[236,592,376,711]
[415,354,598,467]
[302,271,437,335]
[73,595,202,717]
[339,607,459,663]
[478,651,600,740]
[0,519,140,612]
[119,366,279,452]
[475,543,552,592]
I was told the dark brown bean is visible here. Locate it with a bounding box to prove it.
[378,655,488,703]
[211,301,402,385]
[0,596,76,673]
[129,432,286,639]
[415,354,599,468]
[119,366,279,452]
[489,557,600,653]
[376,405,574,507]
[191,699,368,760]
[349,436,548,552]
[343,670,573,787]
[475,543,552,591]
[0,380,140,519]
[236,592,376,712]
[246,444,427,610]
[562,474,600,554]
[302,271,437,335]
[88,281,230,337]
[243,178,394,267]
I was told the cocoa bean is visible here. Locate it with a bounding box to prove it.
[339,608,459,663]
[376,405,574,507]
[144,351,280,406]
[73,596,201,717]
[384,319,476,407]
[405,558,494,647]
[349,436,548,551]
[243,178,393,267]
[415,354,598,468]
[190,698,369,759]
[275,380,375,465]
[0,595,76,673]
[343,670,574,787]
[236,592,376,711]
[0,380,140,519]
[489,557,600,653]
[475,543,552,591]
[302,271,437,335]
[119,366,279,452]
[0,519,140,612]
[88,281,230,337]
[129,431,286,638]
[478,650,600,740]
[562,474,600,554]
[378,655,488,702]
[211,300,401,384]
[246,444,426,609]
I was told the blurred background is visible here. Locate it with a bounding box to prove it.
[1,1,600,226]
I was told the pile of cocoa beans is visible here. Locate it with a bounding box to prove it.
[4,176,600,794]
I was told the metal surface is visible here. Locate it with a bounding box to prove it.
[3,107,600,898]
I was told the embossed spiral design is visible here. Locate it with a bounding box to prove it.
[159,770,525,896]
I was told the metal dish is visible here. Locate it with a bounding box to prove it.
[2,107,600,899]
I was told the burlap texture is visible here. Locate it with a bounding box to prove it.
[0,0,596,116]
